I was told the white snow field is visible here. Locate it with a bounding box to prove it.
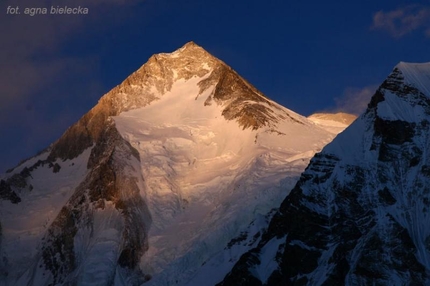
[113,72,339,285]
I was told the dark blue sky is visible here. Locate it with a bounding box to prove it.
[1,0,430,172]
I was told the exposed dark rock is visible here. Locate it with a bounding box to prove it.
[52,163,61,173]
[41,207,78,285]
[367,88,385,109]
[0,180,21,204]
[378,187,396,206]
[421,165,430,177]
[226,232,248,249]
[249,231,261,246]
[352,214,426,285]
[199,63,305,129]
[118,248,136,269]
[47,114,95,162]
[217,249,263,286]
[0,157,62,203]
[7,173,27,189]
[374,117,415,146]
[379,68,404,93]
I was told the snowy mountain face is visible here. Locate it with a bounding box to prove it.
[0,42,340,286]
[218,62,430,285]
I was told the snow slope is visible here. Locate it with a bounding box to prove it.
[113,64,338,285]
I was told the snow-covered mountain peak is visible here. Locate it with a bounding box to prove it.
[395,61,430,97]
[165,41,212,59]
[45,42,311,163]
[101,41,219,112]
[364,61,430,125]
[145,41,217,80]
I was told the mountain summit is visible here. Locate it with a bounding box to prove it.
[219,62,430,285]
[48,41,293,163]
[0,42,340,286]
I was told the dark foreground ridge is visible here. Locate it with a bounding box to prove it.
[219,63,430,285]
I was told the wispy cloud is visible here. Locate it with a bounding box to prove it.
[333,85,378,115]
[371,5,430,38]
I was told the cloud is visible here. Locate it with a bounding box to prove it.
[333,85,379,115]
[371,5,430,38]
